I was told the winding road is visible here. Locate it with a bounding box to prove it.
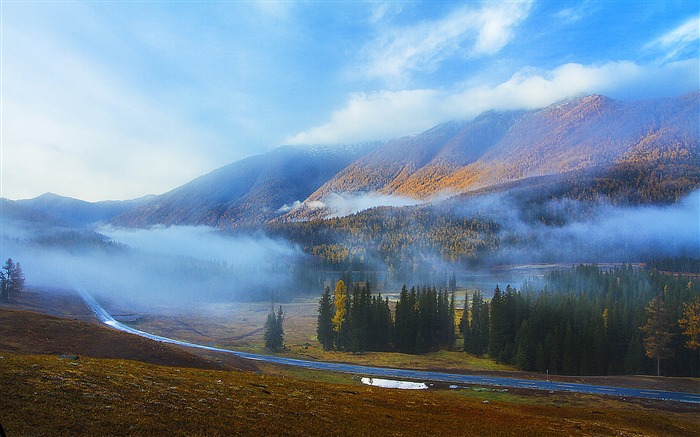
[76,287,700,404]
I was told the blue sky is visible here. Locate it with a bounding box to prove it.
[1,1,698,201]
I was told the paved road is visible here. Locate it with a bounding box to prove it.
[76,287,700,404]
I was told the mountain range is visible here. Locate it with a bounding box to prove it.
[3,91,698,229]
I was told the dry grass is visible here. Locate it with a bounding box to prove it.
[0,308,256,372]
[2,352,699,436]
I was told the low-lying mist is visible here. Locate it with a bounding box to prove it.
[1,222,309,312]
[1,188,697,314]
[468,189,686,259]
[481,188,700,264]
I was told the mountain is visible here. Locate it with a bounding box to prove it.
[111,143,379,228]
[305,111,522,201]
[284,92,698,220]
[12,92,694,230]
[2,193,155,227]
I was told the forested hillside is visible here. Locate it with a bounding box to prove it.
[267,165,699,281]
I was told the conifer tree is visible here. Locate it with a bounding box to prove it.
[447,291,457,348]
[449,272,457,292]
[515,320,535,370]
[264,305,284,351]
[317,286,334,351]
[679,296,700,358]
[562,322,577,375]
[461,293,472,353]
[467,291,489,356]
[488,285,505,359]
[641,294,674,376]
[395,285,412,352]
[1,258,25,302]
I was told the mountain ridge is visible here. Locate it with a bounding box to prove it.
[4,91,698,228]
[283,91,698,221]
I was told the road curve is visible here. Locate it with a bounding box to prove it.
[76,287,700,404]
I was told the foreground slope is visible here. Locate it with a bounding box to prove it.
[3,352,699,436]
[0,308,255,371]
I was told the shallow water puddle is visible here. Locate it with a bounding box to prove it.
[361,377,428,390]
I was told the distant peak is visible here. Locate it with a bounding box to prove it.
[580,94,613,104]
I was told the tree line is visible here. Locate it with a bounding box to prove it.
[317,280,455,354]
[316,264,699,377]
[481,265,699,376]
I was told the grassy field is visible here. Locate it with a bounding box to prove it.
[2,351,699,436]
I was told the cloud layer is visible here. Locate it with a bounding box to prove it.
[288,59,699,144]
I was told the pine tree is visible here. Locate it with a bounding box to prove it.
[447,291,457,349]
[395,285,412,352]
[515,320,535,371]
[488,285,505,359]
[641,294,674,376]
[679,296,700,355]
[317,286,334,351]
[459,291,470,350]
[264,305,284,351]
[0,270,7,303]
[677,293,700,376]
[468,291,489,356]
[562,322,577,375]
[1,258,25,302]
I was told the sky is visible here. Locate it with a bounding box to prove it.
[1,1,698,201]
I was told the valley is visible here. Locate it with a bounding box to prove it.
[1,91,699,435]
[4,2,700,434]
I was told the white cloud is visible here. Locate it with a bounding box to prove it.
[554,2,597,25]
[472,1,532,56]
[324,192,423,218]
[368,2,404,24]
[646,15,700,61]
[286,89,446,144]
[361,1,532,84]
[288,59,699,145]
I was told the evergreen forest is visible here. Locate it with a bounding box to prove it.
[318,263,700,377]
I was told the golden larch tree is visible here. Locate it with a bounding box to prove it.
[332,280,348,349]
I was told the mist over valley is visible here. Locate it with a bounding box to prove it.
[2,92,698,310]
